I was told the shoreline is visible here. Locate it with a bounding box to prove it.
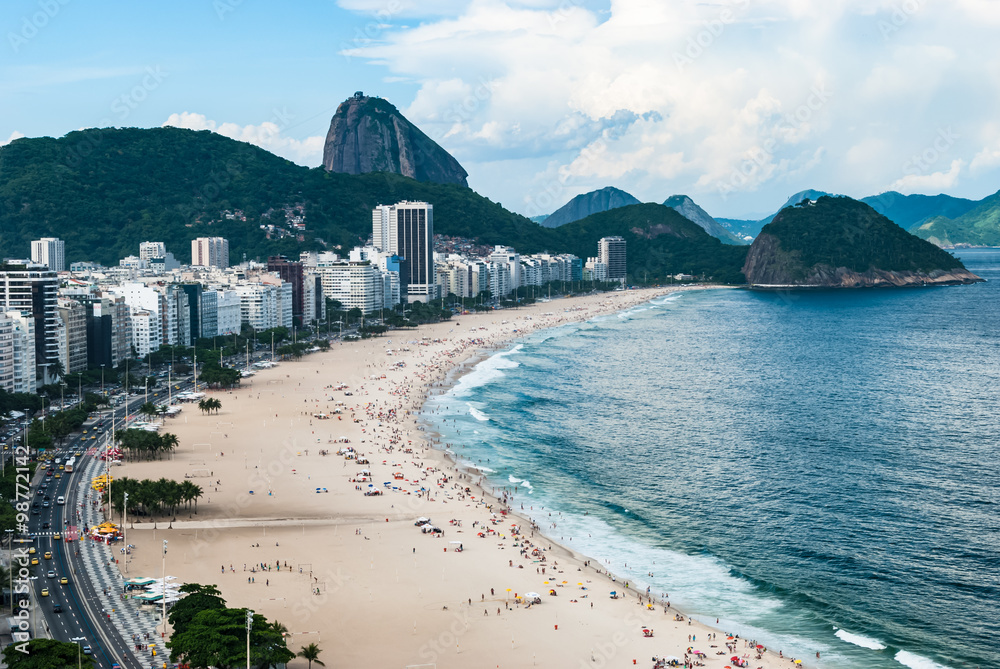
[113,284,801,669]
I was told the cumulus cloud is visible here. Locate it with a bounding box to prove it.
[162,112,324,166]
[342,0,999,214]
[889,159,964,193]
[1,131,25,147]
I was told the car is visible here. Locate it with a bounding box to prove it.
[31,508,39,515]
[42,501,49,508]
[43,495,50,500]
[54,473,61,478]
[36,489,43,496]
[82,430,87,434]
[53,603,63,613]
[90,436,95,440]
[31,558,38,565]
[82,646,92,655]
[47,570,55,578]
[28,547,35,554]
[44,551,52,559]
[74,451,82,456]
[60,576,68,585]
[53,533,61,540]
[32,502,39,508]
[42,522,50,529]
[58,465,64,470]
[40,588,49,597]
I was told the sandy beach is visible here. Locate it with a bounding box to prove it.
[111,285,803,669]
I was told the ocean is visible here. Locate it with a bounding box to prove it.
[424,248,1000,669]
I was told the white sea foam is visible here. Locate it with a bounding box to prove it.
[835,629,886,650]
[468,405,490,422]
[448,345,523,398]
[893,650,952,669]
[508,475,533,491]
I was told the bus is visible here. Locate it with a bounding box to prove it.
[64,457,75,473]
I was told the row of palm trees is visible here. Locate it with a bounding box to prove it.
[107,476,203,527]
[197,397,222,414]
[114,429,179,461]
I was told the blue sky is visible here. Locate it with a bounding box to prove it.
[4,0,1000,219]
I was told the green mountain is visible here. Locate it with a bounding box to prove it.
[717,189,836,239]
[662,194,746,244]
[742,196,980,287]
[0,127,745,283]
[322,92,469,187]
[907,189,1000,246]
[541,187,641,228]
[861,191,977,231]
[556,203,749,284]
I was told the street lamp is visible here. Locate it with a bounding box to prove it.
[100,364,106,397]
[271,332,275,362]
[161,540,168,636]
[246,609,254,669]
[123,492,129,574]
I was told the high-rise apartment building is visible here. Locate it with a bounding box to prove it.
[30,238,65,272]
[0,314,13,392]
[139,241,167,262]
[598,236,627,282]
[373,201,436,302]
[191,237,230,269]
[57,297,88,374]
[267,256,305,325]
[0,261,60,383]
[5,311,36,394]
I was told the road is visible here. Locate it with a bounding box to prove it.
[24,378,197,669]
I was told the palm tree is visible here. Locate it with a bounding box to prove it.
[297,643,325,669]
[197,399,209,415]
[138,402,159,421]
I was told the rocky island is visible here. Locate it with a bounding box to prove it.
[742,196,983,288]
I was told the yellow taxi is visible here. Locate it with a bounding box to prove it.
[82,430,87,434]
[31,558,39,566]
[90,436,96,440]
[28,547,35,554]
[60,577,69,585]
[44,551,52,560]
[53,533,61,541]
[54,473,61,478]
[59,465,64,470]
[41,588,49,597]
[75,451,83,456]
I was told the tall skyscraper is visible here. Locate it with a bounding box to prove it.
[0,261,59,383]
[598,236,627,282]
[191,237,230,268]
[373,201,435,302]
[267,255,305,325]
[30,237,65,272]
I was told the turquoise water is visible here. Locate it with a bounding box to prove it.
[424,249,999,669]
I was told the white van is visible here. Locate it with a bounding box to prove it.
[56,496,65,505]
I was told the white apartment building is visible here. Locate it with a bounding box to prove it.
[130,309,159,358]
[0,315,13,392]
[0,262,60,384]
[584,257,609,281]
[215,290,242,335]
[236,284,279,331]
[31,238,65,272]
[488,246,521,297]
[191,237,230,269]
[317,262,383,314]
[372,205,391,252]
[139,241,167,261]
[6,311,37,394]
[57,297,88,374]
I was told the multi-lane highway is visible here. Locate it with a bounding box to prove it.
[24,377,198,669]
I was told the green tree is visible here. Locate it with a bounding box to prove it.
[167,583,226,639]
[168,607,294,669]
[1,638,96,669]
[138,402,160,421]
[297,642,326,669]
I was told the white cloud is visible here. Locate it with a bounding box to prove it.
[889,159,964,193]
[162,112,324,167]
[342,0,1000,214]
[1,131,25,147]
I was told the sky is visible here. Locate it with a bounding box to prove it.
[3,0,1000,219]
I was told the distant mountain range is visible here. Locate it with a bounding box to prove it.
[540,187,746,245]
[540,187,640,228]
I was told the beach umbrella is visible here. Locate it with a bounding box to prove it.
[794,661,802,665]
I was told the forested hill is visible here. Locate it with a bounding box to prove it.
[0,127,747,283]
